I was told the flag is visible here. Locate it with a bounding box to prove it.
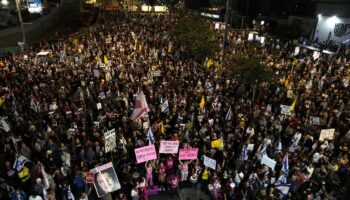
[290,99,296,112]
[103,55,108,64]
[318,74,326,90]
[0,117,10,132]
[41,164,50,190]
[205,80,214,94]
[147,128,154,145]
[160,100,169,113]
[242,145,248,161]
[206,59,213,68]
[275,183,291,196]
[256,143,267,160]
[289,134,301,153]
[277,154,289,184]
[282,154,289,173]
[225,106,232,121]
[67,185,75,200]
[13,155,29,172]
[130,91,150,121]
[199,96,205,110]
[327,65,332,74]
[305,80,312,89]
[284,79,289,88]
[159,122,165,134]
[211,138,223,149]
[105,72,111,82]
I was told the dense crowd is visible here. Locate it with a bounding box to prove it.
[0,10,350,200]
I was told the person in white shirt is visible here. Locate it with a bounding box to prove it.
[29,193,43,200]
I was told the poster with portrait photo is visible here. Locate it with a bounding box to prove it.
[90,162,121,197]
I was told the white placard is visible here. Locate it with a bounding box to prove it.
[248,33,254,41]
[319,129,335,141]
[310,116,320,125]
[280,105,291,115]
[97,103,102,110]
[152,70,162,77]
[294,46,300,56]
[247,144,255,151]
[261,154,276,170]
[104,129,116,153]
[203,155,216,170]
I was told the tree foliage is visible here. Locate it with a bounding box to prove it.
[172,14,219,62]
[226,54,274,84]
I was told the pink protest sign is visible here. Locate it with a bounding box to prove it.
[178,148,198,160]
[134,145,157,163]
[159,141,180,154]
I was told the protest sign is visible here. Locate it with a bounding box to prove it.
[159,141,180,154]
[203,155,216,170]
[152,70,162,77]
[104,129,116,153]
[134,145,157,163]
[310,116,320,125]
[319,129,335,141]
[179,148,198,160]
[247,144,255,151]
[280,105,291,115]
[261,154,276,170]
[90,162,121,197]
[85,172,94,183]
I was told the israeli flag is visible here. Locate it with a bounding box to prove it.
[289,134,301,153]
[277,154,289,184]
[147,128,154,145]
[161,99,169,113]
[13,155,29,172]
[275,183,291,196]
[282,154,289,173]
[242,145,248,161]
[0,117,10,132]
[225,106,233,121]
[67,185,75,200]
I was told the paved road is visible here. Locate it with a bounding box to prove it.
[149,183,211,200]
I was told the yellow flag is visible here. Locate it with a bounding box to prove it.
[211,138,223,149]
[73,39,79,46]
[284,79,289,88]
[291,99,297,111]
[160,122,165,134]
[103,55,108,64]
[206,59,213,68]
[199,96,205,109]
[168,43,172,53]
[105,72,110,82]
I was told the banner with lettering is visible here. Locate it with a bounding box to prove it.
[104,129,116,153]
[90,162,121,197]
[178,148,198,160]
[203,156,216,170]
[159,141,180,154]
[134,145,157,163]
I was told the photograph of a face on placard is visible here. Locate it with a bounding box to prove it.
[90,162,121,197]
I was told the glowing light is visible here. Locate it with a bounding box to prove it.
[1,0,9,5]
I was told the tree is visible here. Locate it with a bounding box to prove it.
[226,54,273,84]
[172,14,219,62]
[225,53,274,101]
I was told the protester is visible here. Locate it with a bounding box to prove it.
[0,9,349,200]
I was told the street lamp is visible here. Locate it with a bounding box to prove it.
[1,0,9,5]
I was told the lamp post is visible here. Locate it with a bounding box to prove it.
[15,0,26,49]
